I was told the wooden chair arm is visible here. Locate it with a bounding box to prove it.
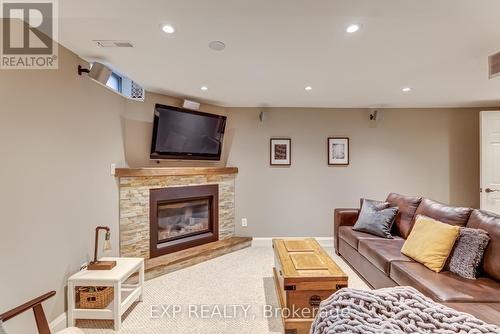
[0,291,56,334]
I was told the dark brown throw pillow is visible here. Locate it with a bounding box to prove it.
[445,227,490,279]
[353,199,398,239]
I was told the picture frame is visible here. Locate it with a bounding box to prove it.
[328,137,349,166]
[270,138,291,166]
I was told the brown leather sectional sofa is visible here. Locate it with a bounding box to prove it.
[334,193,500,325]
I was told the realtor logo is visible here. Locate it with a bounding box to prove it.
[1,0,58,69]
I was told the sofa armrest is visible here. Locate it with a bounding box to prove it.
[334,208,360,254]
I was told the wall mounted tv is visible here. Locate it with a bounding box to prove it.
[150,104,227,161]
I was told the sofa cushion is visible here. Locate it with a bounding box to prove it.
[390,261,500,303]
[339,239,398,289]
[414,198,472,228]
[440,303,500,326]
[358,239,412,274]
[386,193,422,239]
[338,226,387,250]
[466,209,500,282]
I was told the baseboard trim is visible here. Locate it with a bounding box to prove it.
[47,312,67,333]
[251,237,333,248]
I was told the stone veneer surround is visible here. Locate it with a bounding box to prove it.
[118,170,236,259]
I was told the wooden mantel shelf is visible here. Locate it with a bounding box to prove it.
[115,166,238,177]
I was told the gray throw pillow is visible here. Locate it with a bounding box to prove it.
[359,197,390,211]
[353,199,398,239]
[445,227,490,279]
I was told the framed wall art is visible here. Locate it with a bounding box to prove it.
[328,137,349,166]
[270,138,291,166]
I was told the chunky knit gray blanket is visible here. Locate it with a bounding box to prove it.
[310,287,500,334]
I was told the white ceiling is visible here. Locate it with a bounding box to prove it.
[59,0,500,108]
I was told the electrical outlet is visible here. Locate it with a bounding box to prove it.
[110,163,116,176]
[241,218,248,227]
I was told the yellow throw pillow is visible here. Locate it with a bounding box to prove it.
[401,215,460,272]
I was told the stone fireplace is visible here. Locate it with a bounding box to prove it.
[116,167,238,259]
[149,184,219,258]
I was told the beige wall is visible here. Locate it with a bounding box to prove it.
[0,46,127,332]
[122,105,481,237]
[224,107,480,237]
[0,41,484,332]
[0,42,230,331]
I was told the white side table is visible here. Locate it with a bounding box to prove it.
[67,257,144,331]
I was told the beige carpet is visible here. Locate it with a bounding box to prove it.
[78,244,369,334]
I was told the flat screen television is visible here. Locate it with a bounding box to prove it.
[150,104,227,160]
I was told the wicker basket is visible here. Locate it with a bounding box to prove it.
[78,287,113,309]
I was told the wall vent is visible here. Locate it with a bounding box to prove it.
[94,40,134,48]
[489,51,500,79]
[121,78,145,101]
[129,81,145,101]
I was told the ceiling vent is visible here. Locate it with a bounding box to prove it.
[489,51,500,79]
[94,40,134,48]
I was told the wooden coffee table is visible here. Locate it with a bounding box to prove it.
[272,238,348,334]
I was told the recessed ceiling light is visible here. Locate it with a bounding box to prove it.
[208,41,226,51]
[161,24,175,34]
[402,87,411,92]
[346,24,360,33]
[201,86,208,91]
[305,86,312,91]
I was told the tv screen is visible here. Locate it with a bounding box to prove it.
[150,104,227,160]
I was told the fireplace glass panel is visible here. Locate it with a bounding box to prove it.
[157,198,210,242]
